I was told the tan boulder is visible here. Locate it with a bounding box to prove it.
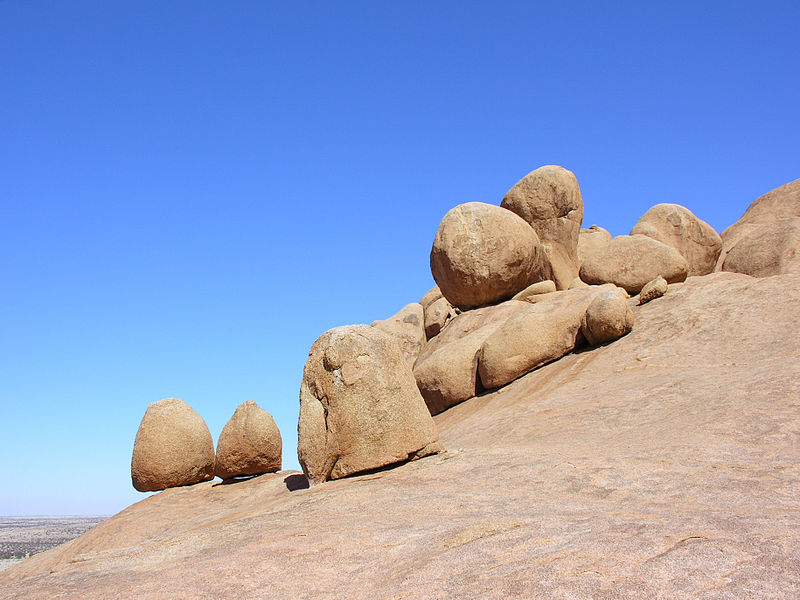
[511,280,557,301]
[371,303,426,367]
[501,165,584,289]
[582,288,634,346]
[631,203,722,276]
[413,300,529,415]
[580,234,689,293]
[424,296,455,339]
[131,398,215,492]
[722,218,800,277]
[214,401,282,480]
[419,286,443,311]
[638,275,668,304]
[477,286,615,390]
[298,325,440,484]
[717,177,800,271]
[430,202,544,309]
[569,276,589,289]
[577,225,612,269]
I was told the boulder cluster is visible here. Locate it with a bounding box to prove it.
[131,398,282,492]
[131,168,799,493]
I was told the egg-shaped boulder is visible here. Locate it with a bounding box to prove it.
[215,401,282,480]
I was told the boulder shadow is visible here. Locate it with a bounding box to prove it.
[284,473,310,492]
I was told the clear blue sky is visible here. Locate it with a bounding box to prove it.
[1,1,797,515]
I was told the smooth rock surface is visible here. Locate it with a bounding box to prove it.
[511,279,557,301]
[631,204,722,276]
[577,225,612,269]
[424,296,455,339]
[131,398,215,492]
[430,202,544,309]
[214,401,282,480]
[371,302,426,367]
[501,165,584,289]
[722,217,800,277]
[298,325,440,484]
[580,234,689,293]
[5,272,799,599]
[639,275,668,304]
[581,287,634,346]
[419,286,443,312]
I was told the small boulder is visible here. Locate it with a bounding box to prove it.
[577,225,612,269]
[501,165,584,289]
[638,276,668,304]
[413,300,529,414]
[372,303,426,367]
[722,218,800,277]
[424,296,455,339]
[511,280,557,301]
[569,277,589,289]
[430,202,544,309]
[214,401,282,480]
[298,325,440,484]
[582,288,634,346]
[631,203,722,276]
[419,286,444,312]
[131,398,215,492]
[580,234,689,293]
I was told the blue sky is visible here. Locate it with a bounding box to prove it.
[1,1,798,515]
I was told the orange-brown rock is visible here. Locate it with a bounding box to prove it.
[501,165,584,289]
[638,275,668,304]
[423,296,455,339]
[580,234,689,293]
[581,287,634,345]
[577,224,612,269]
[371,302,425,367]
[631,203,722,276]
[214,401,282,480]
[721,218,800,277]
[6,272,800,599]
[430,202,543,309]
[511,279,557,301]
[298,325,440,484]
[130,398,215,492]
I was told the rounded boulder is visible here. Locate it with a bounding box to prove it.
[581,288,635,345]
[215,401,282,480]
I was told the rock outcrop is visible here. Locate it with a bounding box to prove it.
[131,398,215,492]
[298,325,440,484]
[638,275,667,304]
[581,287,634,345]
[576,225,612,269]
[501,165,584,289]
[214,401,282,480]
[430,202,544,309]
[580,234,689,293]
[721,218,800,277]
[631,203,722,276]
[371,303,426,367]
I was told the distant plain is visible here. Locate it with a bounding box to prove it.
[0,516,106,571]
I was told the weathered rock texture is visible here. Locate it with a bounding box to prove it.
[638,275,667,304]
[130,398,215,492]
[511,279,557,301]
[580,234,689,293]
[717,177,800,273]
[298,325,440,484]
[501,165,584,289]
[7,272,800,599]
[581,287,634,346]
[430,202,543,309]
[371,303,426,366]
[577,225,612,269]
[413,300,529,415]
[423,296,455,339]
[214,401,282,480]
[722,218,800,277]
[631,204,722,276]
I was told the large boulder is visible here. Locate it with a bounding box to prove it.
[580,234,689,293]
[721,218,800,277]
[371,303,426,367]
[717,177,800,271]
[477,286,616,390]
[413,300,529,415]
[214,401,282,480]
[581,288,634,346]
[576,225,612,269]
[298,325,440,484]
[501,165,584,289]
[430,202,544,309]
[631,203,722,276]
[131,398,215,492]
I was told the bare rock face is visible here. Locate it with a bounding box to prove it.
[639,275,668,304]
[298,325,440,484]
[214,401,282,480]
[131,398,215,493]
[581,288,634,346]
[631,203,722,276]
[413,300,529,415]
[722,218,800,277]
[477,286,616,390]
[511,279,557,301]
[577,225,612,269]
[371,303,426,367]
[423,296,455,339]
[580,234,689,293]
[501,165,584,289]
[717,177,800,271]
[430,202,544,309]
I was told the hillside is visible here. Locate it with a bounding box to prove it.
[2,270,798,599]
